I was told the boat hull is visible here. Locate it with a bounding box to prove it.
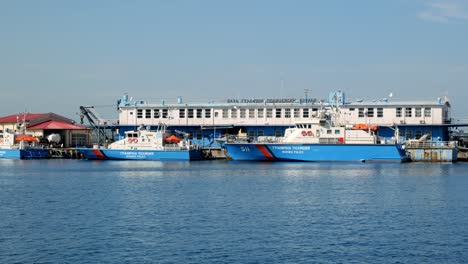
[0,149,50,160]
[76,148,203,161]
[224,143,408,162]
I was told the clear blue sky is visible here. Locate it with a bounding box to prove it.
[1,0,467,120]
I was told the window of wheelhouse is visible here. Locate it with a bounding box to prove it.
[196,109,202,118]
[137,109,143,118]
[285,108,291,118]
[205,109,211,118]
[162,109,168,118]
[257,130,264,137]
[367,108,374,117]
[145,109,151,119]
[266,108,273,118]
[188,109,194,118]
[302,109,309,118]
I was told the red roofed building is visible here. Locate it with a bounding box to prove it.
[0,113,91,147]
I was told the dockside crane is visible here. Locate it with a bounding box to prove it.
[79,106,115,145]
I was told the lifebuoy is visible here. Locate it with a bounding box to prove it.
[307,131,313,136]
[127,138,138,143]
[301,131,307,136]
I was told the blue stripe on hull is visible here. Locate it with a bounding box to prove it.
[225,144,407,162]
[0,149,50,160]
[76,148,202,161]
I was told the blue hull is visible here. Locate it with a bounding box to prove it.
[76,148,203,161]
[0,149,50,160]
[224,143,408,162]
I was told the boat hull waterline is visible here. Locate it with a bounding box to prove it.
[0,149,50,160]
[224,143,408,162]
[76,148,203,161]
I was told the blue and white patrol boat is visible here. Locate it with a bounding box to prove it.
[0,128,49,160]
[77,125,202,161]
[223,111,408,162]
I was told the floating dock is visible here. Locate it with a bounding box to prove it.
[405,141,458,162]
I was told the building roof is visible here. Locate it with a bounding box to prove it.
[0,112,85,130]
[28,120,87,130]
[0,113,44,123]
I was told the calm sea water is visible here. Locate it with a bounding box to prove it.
[1,160,468,264]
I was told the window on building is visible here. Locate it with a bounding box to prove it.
[424,108,431,117]
[415,130,422,139]
[327,130,332,134]
[162,109,168,118]
[285,108,291,118]
[179,109,185,118]
[222,109,228,118]
[231,109,238,118]
[248,131,255,139]
[405,130,412,140]
[335,130,340,134]
[424,130,432,140]
[266,108,273,118]
[249,109,255,118]
[405,108,412,117]
[188,109,194,118]
[154,109,161,118]
[396,107,402,117]
[358,108,365,118]
[205,109,211,118]
[349,108,355,111]
[71,134,87,146]
[303,109,309,118]
[196,109,202,118]
[275,109,282,118]
[137,109,143,118]
[367,108,374,117]
[275,130,282,137]
[415,107,422,117]
[258,108,264,118]
[240,109,246,118]
[377,108,383,118]
[145,109,151,119]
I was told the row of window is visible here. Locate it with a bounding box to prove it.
[396,107,431,118]
[133,107,432,119]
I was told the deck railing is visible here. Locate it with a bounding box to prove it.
[405,141,458,149]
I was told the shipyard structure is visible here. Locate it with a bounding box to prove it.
[90,91,458,161]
